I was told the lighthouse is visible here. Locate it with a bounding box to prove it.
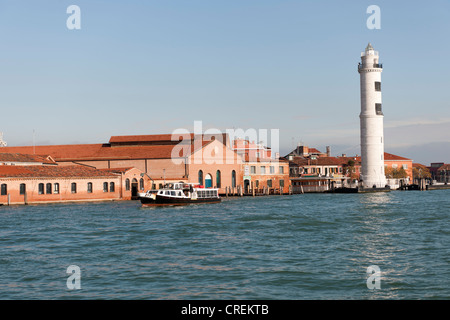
[358,43,387,188]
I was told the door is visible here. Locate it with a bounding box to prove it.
[205,174,212,188]
[244,179,250,193]
[131,178,138,199]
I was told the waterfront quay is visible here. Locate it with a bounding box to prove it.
[1,133,447,206]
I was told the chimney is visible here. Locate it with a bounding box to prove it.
[303,146,309,156]
[326,146,330,157]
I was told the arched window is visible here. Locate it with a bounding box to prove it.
[140,178,144,191]
[205,174,212,188]
[103,182,108,192]
[110,182,115,192]
[125,179,130,191]
[20,184,26,195]
[231,170,236,188]
[0,184,7,196]
[216,170,221,188]
[54,183,60,194]
[71,183,77,194]
[198,170,203,186]
[46,183,52,194]
[87,182,93,193]
[38,183,44,195]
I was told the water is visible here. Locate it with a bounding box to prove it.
[0,190,449,300]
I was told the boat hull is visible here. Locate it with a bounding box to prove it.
[140,194,221,206]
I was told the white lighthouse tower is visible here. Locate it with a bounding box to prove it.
[358,43,386,188]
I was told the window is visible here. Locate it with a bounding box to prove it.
[103,182,108,192]
[267,180,272,188]
[402,164,408,169]
[255,180,259,188]
[375,81,381,91]
[1,184,7,196]
[110,182,115,192]
[140,178,144,191]
[54,183,59,194]
[250,166,256,174]
[260,166,266,174]
[198,170,203,186]
[270,166,275,174]
[38,183,44,195]
[279,166,284,174]
[216,170,221,188]
[71,183,77,194]
[231,170,236,188]
[87,182,93,193]
[125,179,130,191]
[20,184,26,195]
[392,164,398,169]
[280,180,285,188]
[46,183,52,194]
[375,103,383,115]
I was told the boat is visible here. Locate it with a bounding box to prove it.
[138,182,221,206]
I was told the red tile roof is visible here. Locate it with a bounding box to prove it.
[0,153,56,164]
[0,136,221,162]
[437,164,450,171]
[383,152,412,161]
[0,165,117,178]
[109,133,230,145]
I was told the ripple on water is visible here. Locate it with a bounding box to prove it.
[0,191,449,299]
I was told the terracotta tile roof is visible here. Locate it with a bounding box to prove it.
[0,165,117,178]
[437,164,450,171]
[0,139,218,162]
[383,152,412,161]
[0,153,56,164]
[290,156,349,166]
[109,133,230,145]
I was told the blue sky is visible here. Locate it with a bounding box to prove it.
[0,0,449,164]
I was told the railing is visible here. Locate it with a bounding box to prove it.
[358,63,382,70]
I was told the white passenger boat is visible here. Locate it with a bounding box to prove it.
[138,182,221,206]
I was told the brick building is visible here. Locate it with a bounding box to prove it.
[0,165,122,205]
[0,133,243,195]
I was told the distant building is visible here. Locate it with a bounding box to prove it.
[428,163,445,181]
[0,165,121,205]
[286,144,413,191]
[0,133,243,196]
[233,139,290,194]
[436,164,450,183]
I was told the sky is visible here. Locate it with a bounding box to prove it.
[0,0,449,165]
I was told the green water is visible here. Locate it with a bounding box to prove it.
[0,190,449,299]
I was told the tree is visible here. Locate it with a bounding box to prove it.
[412,166,431,179]
[385,167,408,179]
[342,160,359,180]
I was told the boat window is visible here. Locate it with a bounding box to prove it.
[165,191,170,195]
[178,191,182,196]
[159,191,163,195]
[171,191,176,196]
